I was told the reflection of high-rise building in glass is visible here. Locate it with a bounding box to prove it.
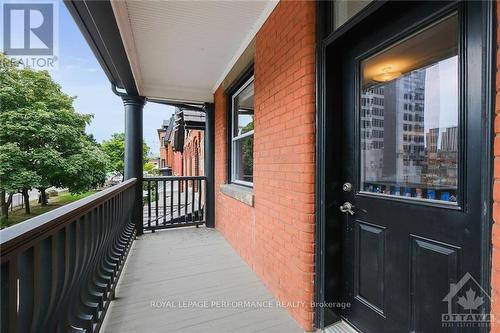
[361,70,426,184]
[361,60,459,201]
[360,87,385,181]
[426,128,439,153]
[440,127,458,152]
[422,126,458,187]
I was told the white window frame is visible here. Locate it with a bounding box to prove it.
[231,76,254,187]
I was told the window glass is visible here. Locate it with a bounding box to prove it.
[233,135,253,183]
[334,0,372,30]
[232,78,254,185]
[360,14,459,203]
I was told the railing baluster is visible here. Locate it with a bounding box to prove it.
[147,180,151,230]
[67,218,90,331]
[191,179,196,225]
[8,258,18,333]
[30,239,51,333]
[41,231,64,330]
[0,261,9,333]
[81,209,99,320]
[53,223,76,331]
[17,248,34,333]
[154,180,158,232]
[163,180,166,225]
[170,179,174,225]
[198,179,202,223]
[73,214,95,331]
[184,179,188,223]
[177,179,181,225]
[1,262,9,333]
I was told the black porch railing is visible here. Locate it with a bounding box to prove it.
[143,176,206,231]
[0,178,137,333]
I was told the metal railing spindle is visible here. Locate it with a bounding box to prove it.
[163,180,167,224]
[154,180,159,232]
[191,180,196,226]
[141,176,207,231]
[170,179,174,224]
[147,180,151,230]
[177,179,181,225]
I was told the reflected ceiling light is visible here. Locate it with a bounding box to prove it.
[372,67,402,82]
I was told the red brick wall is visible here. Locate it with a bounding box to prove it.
[214,1,316,330]
[172,151,183,176]
[184,130,204,177]
[166,143,174,169]
[214,86,257,266]
[166,130,174,169]
[159,131,167,168]
[492,2,500,330]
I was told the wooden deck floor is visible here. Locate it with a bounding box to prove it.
[101,227,306,333]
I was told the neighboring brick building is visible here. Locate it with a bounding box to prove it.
[184,130,204,178]
[159,108,205,179]
[157,118,174,175]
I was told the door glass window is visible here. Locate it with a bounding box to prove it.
[360,14,459,203]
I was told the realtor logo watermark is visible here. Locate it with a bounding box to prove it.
[149,299,351,310]
[1,1,58,69]
[442,272,492,328]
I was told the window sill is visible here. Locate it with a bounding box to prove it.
[220,184,254,207]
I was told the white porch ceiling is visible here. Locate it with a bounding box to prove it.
[111,0,278,104]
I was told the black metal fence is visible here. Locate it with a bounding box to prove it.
[143,176,206,231]
[0,178,137,333]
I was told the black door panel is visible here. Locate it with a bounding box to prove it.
[409,236,461,332]
[353,220,386,315]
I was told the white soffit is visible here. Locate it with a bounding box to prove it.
[111,0,278,104]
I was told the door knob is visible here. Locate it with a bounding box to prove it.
[342,182,352,192]
[339,202,355,215]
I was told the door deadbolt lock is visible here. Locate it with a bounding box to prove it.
[342,182,352,192]
[339,202,355,215]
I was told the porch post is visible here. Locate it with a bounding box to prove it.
[123,95,146,235]
[204,103,215,228]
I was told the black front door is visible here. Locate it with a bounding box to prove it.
[324,2,491,332]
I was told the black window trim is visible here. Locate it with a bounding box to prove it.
[226,66,255,187]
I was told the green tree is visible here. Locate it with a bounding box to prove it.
[63,140,108,193]
[241,122,254,178]
[0,144,41,220]
[144,161,159,175]
[101,133,150,178]
[0,53,109,219]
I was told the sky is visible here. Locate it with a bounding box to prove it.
[2,1,174,156]
[424,56,458,134]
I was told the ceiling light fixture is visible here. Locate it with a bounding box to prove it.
[372,67,402,83]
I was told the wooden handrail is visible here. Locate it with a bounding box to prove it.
[0,178,137,258]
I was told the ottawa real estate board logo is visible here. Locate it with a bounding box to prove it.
[2,1,59,69]
[442,272,491,328]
